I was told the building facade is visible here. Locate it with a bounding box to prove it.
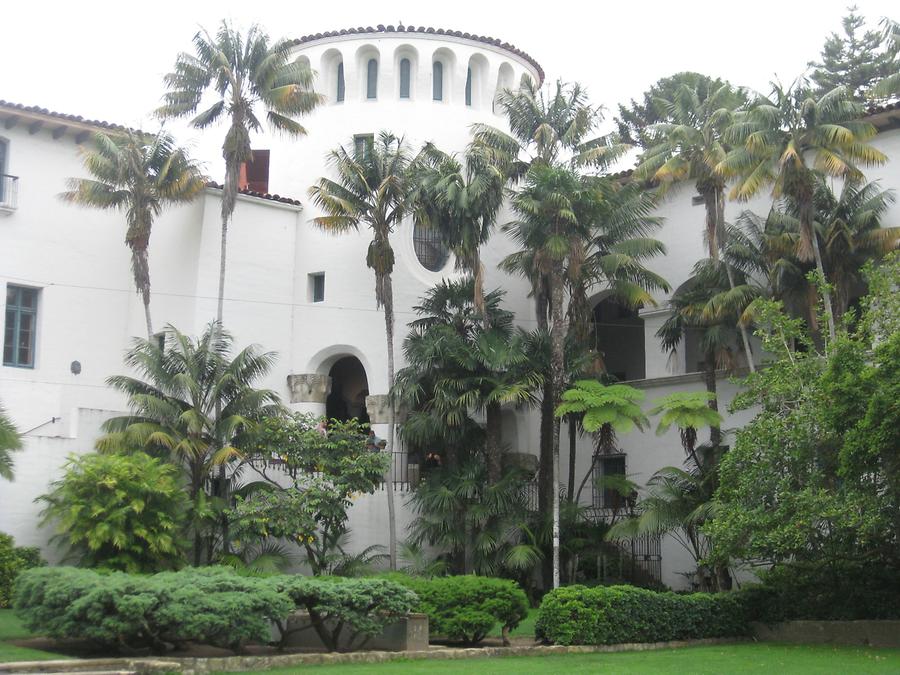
[1,26,898,588]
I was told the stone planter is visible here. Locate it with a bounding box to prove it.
[280,612,429,652]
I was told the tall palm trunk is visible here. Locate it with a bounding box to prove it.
[567,418,577,503]
[127,217,154,338]
[703,356,721,449]
[715,187,755,372]
[797,190,836,341]
[549,266,567,590]
[382,272,398,571]
[535,286,554,589]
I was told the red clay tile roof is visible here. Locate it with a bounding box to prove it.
[289,24,545,84]
[206,181,303,207]
[0,99,132,132]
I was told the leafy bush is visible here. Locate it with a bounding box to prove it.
[270,575,418,650]
[14,566,292,651]
[38,452,188,572]
[739,562,900,622]
[389,575,529,644]
[0,532,43,608]
[535,585,748,646]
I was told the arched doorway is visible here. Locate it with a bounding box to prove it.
[326,356,370,424]
[591,297,646,381]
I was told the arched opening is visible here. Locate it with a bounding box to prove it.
[467,54,488,108]
[494,63,514,114]
[413,222,449,272]
[432,61,444,101]
[399,58,411,98]
[366,58,378,99]
[326,356,370,424]
[336,62,345,102]
[591,297,646,381]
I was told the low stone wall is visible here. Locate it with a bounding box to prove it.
[280,611,429,652]
[0,638,743,674]
[752,620,900,648]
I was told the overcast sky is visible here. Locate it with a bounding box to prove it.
[3,0,896,177]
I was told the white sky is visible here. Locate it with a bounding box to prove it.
[3,0,896,179]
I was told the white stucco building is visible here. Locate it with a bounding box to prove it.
[1,25,898,588]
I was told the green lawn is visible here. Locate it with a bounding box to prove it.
[239,644,900,674]
[495,607,538,639]
[0,609,70,663]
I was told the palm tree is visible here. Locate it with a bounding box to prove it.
[634,81,756,370]
[476,78,630,589]
[409,142,507,319]
[872,19,900,98]
[657,264,746,447]
[309,131,411,570]
[607,391,725,590]
[648,391,723,469]
[97,322,282,564]
[554,380,649,505]
[0,404,22,481]
[158,21,322,323]
[394,280,539,486]
[720,80,887,340]
[61,130,206,337]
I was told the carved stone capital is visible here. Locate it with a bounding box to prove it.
[287,373,331,403]
[365,394,392,424]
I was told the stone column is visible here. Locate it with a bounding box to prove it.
[286,373,331,417]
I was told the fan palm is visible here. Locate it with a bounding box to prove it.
[61,130,206,337]
[309,131,412,570]
[0,404,22,481]
[720,80,887,339]
[409,142,507,319]
[394,279,539,484]
[634,81,755,370]
[158,21,322,322]
[96,322,282,564]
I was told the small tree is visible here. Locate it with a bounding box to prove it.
[554,380,648,504]
[229,415,389,575]
[39,452,188,572]
[648,391,723,470]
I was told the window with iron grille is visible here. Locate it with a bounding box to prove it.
[413,223,449,272]
[593,453,627,509]
[3,285,38,368]
[353,134,374,159]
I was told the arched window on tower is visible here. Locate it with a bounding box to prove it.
[413,222,449,272]
[432,61,443,101]
[366,59,378,99]
[336,62,345,102]
[399,58,411,99]
[465,67,472,106]
[591,297,646,381]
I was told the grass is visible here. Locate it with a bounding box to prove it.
[495,607,538,639]
[0,609,70,663]
[233,644,900,674]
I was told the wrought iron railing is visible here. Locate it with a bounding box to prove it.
[0,174,18,210]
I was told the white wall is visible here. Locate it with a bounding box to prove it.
[1,38,898,589]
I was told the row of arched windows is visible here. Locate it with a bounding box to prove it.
[331,57,486,106]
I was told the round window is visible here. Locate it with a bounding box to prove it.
[412,223,449,272]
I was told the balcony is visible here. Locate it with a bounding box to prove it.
[0,174,18,214]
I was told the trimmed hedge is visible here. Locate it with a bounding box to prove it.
[388,575,529,644]
[14,566,416,652]
[0,532,43,608]
[535,585,748,646]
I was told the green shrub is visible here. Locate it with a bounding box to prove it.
[739,562,900,622]
[270,575,418,650]
[389,575,529,644]
[38,452,188,572]
[14,566,292,651]
[535,585,748,646]
[0,533,43,608]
